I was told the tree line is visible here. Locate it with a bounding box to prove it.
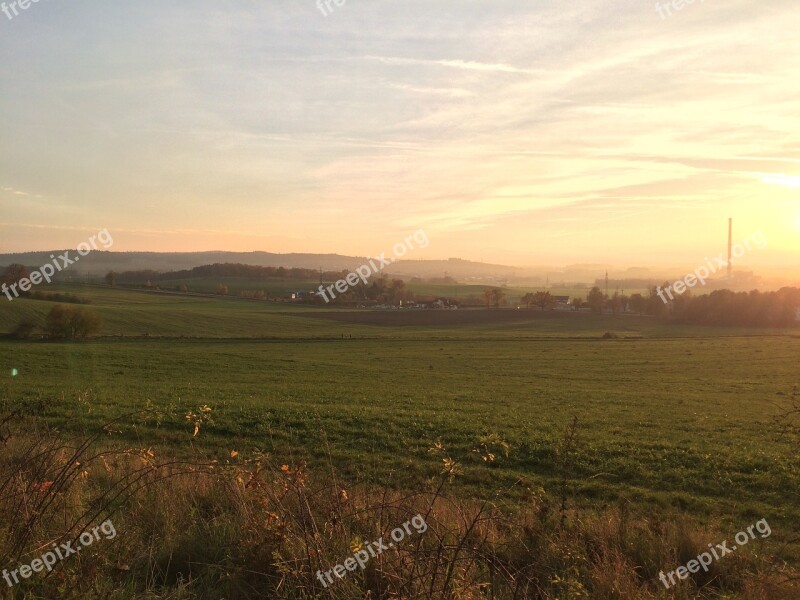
[109,263,366,285]
[480,284,800,327]
[578,285,800,326]
[659,286,800,326]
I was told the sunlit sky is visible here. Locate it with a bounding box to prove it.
[1,0,799,269]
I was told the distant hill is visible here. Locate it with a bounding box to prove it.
[17,251,775,287]
[0,251,519,281]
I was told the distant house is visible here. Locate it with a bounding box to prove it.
[287,290,311,301]
[431,297,459,309]
[553,295,570,309]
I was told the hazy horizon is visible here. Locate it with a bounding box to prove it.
[2,247,797,287]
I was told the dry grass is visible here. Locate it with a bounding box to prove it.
[0,412,797,600]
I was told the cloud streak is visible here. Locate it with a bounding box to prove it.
[0,0,798,265]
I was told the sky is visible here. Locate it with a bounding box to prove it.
[1,0,799,271]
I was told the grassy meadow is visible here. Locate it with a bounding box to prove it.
[1,284,799,598]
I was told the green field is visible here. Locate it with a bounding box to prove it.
[2,285,799,546]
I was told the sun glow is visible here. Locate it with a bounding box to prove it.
[761,174,800,189]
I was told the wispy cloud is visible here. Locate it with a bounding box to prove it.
[388,83,474,98]
[1,186,43,198]
[0,0,798,264]
[364,55,543,75]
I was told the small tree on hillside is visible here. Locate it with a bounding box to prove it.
[216,283,229,296]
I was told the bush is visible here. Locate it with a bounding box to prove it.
[30,290,89,304]
[45,305,103,339]
[11,319,36,339]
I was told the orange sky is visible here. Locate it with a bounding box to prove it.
[1,1,798,271]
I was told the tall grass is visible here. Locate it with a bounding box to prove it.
[0,411,796,599]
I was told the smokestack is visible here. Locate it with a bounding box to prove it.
[727,218,733,279]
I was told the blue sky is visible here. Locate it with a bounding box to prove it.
[1,0,799,269]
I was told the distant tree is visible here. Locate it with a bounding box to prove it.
[240,289,268,300]
[610,292,628,314]
[571,297,584,310]
[2,263,30,285]
[178,284,189,293]
[2,264,31,296]
[216,283,229,296]
[483,288,494,309]
[532,291,555,311]
[45,305,102,339]
[587,286,606,314]
[487,288,505,308]
[12,318,37,339]
[521,293,535,308]
[629,293,646,315]
[104,270,119,287]
[388,279,410,304]
[646,284,670,317]
[76,308,103,338]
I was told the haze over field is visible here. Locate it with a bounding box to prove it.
[2,0,799,271]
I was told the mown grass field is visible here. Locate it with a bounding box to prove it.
[1,284,799,553]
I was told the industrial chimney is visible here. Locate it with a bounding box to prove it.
[727,218,733,279]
